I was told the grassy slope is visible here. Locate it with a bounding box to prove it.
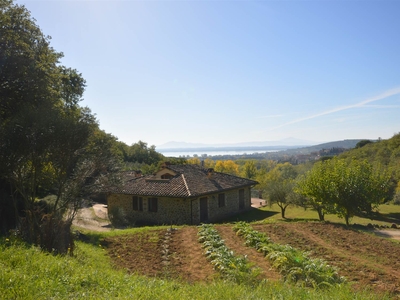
[2,204,399,299]
[223,203,400,226]
[0,230,392,300]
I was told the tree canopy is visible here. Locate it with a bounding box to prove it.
[0,1,122,252]
[296,158,392,225]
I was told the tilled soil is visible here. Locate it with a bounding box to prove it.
[253,222,400,295]
[215,225,282,282]
[102,223,400,296]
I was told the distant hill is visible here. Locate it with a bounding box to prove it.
[338,133,400,181]
[282,139,365,155]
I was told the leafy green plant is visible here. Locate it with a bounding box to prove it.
[198,224,260,285]
[233,222,345,288]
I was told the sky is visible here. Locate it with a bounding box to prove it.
[16,0,400,147]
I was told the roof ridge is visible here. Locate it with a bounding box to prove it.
[181,174,191,196]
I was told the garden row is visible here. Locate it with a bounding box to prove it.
[198,222,345,288]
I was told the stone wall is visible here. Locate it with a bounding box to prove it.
[107,194,192,225]
[107,187,252,225]
[206,187,252,223]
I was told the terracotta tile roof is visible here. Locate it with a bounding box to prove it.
[109,164,258,198]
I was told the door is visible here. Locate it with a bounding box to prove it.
[239,189,245,210]
[200,197,208,222]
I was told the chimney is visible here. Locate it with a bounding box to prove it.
[135,170,142,178]
[207,168,214,179]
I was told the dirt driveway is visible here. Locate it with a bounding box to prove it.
[73,203,111,231]
[374,229,400,241]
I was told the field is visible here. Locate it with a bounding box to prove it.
[3,203,400,299]
[102,221,400,297]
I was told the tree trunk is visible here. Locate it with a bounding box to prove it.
[344,214,350,226]
[317,207,325,221]
[280,206,286,219]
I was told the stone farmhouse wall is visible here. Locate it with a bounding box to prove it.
[107,186,252,225]
[206,187,252,223]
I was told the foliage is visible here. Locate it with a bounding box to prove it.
[233,222,345,288]
[296,158,392,225]
[340,133,400,181]
[203,158,215,169]
[214,160,240,175]
[119,140,164,167]
[355,140,373,149]
[0,0,121,252]
[187,157,201,165]
[258,163,298,218]
[295,161,336,221]
[197,224,260,285]
[240,160,258,179]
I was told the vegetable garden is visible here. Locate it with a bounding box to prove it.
[102,222,400,297]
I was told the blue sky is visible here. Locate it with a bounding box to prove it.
[17,0,400,147]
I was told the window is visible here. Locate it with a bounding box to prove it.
[161,173,174,179]
[218,193,225,208]
[148,197,158,212]
[132,196,143,211]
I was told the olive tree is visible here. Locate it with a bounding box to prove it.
[260,163,297,218]
[296,158,391,225]
[295,160,336,221]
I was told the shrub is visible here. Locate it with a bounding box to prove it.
[108,206,133,227]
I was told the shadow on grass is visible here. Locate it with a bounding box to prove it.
[357,211,400,225]
[379,212,400,224]
[281,218,322,223]
[217,207,279,224]
[74,230,104,246]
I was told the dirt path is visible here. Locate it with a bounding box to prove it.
[73,204,111,232]
[169,226,216,282]
[374,229,400,241]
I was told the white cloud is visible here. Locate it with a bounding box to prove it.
[269,87,400,131]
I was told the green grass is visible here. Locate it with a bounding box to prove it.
[0,234,389,300]
[226,204,400,227]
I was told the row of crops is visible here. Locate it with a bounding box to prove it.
[198,222,345,288]
[197,224,261,285]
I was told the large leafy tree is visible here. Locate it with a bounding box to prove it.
[330,159,391,225]
[120,140,164,168]
[0,0,61,122]
[259,163,297,218]
[0,0,120,252]
[295,160,336,221]
[296,158,391,225]
[240,160,257,179]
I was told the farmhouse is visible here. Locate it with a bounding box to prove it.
[107,163,258,225]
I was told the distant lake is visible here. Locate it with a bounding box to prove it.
[158,149,280,158]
